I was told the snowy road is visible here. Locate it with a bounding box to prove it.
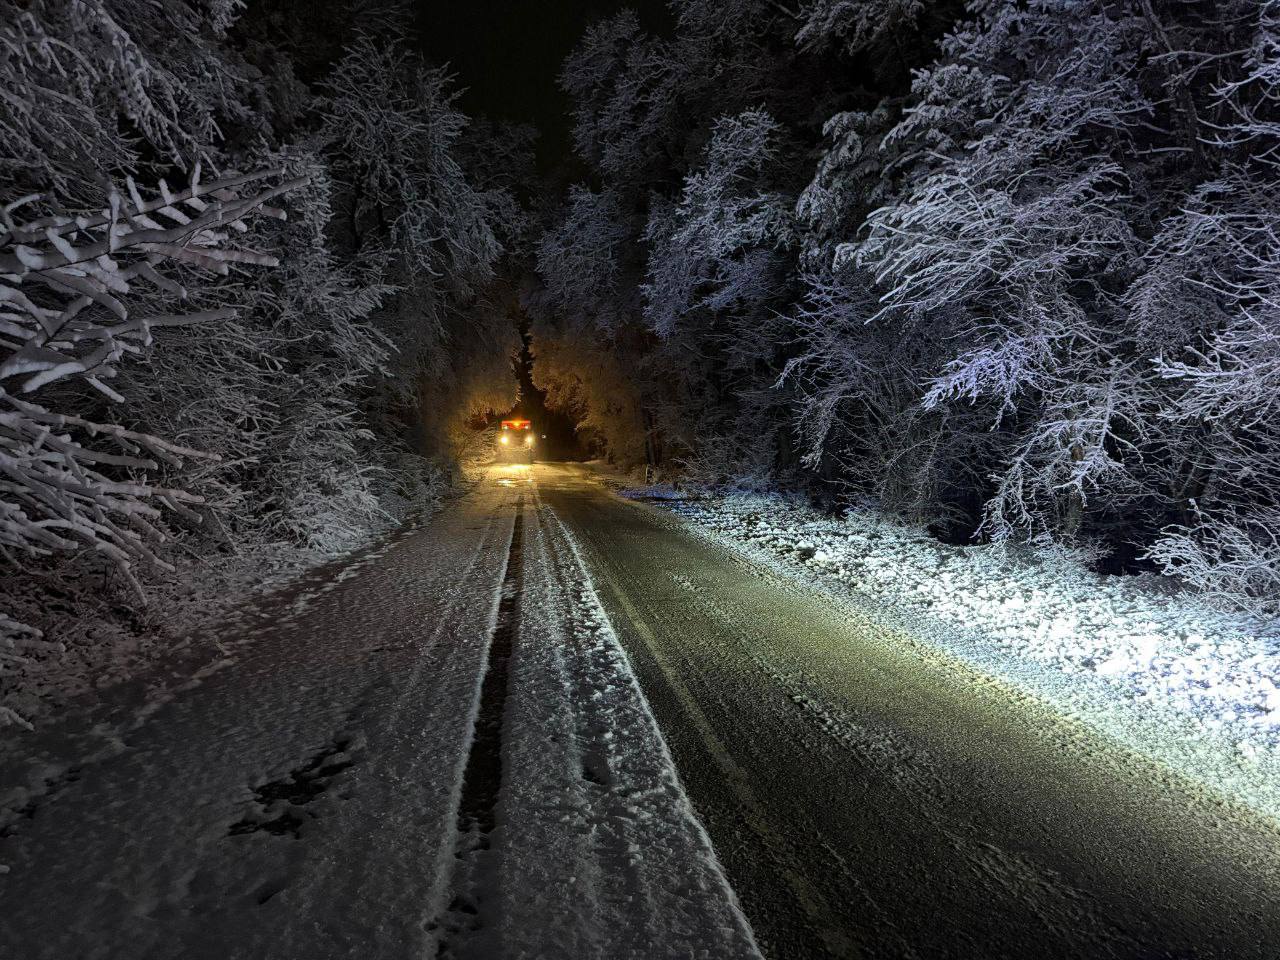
[537,464,1280,960]
[0,468,757,960]
[3,464,1280,959]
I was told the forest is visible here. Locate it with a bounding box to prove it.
[4,0,1280,720]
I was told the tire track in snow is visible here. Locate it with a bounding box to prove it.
[497,490,761,958]
[0,481,520,960]
[587,553,860,959]
[250,492,515,959]
[428,495,524,955]
[456,504,524,836]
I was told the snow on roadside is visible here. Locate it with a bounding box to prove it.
[0,492,459,734]
[618,482,691,502]
[625,485,1280,817]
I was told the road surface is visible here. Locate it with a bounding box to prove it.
[3,462,1280,959]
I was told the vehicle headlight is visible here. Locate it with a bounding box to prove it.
[500,435,509,445]
[525,434,534,445]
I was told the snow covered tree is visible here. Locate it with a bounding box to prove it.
[319,34,521,457]
[849,1,1155,542]
[536,0,831,476]
[784,0,1280,607]
[2,0,527,723]
[1136,1,1280,611]
[536,186,635,335]
[638,109,800,480]
[643,110,795,338]
[0,0,309,718]
[0,0,252,201]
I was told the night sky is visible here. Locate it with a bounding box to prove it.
[414,0,670,170]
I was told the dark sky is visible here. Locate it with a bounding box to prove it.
[414,0,671,171]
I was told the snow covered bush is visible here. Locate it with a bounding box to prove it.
[0,172,307,724]
[0,0,307,714]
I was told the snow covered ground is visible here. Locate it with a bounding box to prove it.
[0,458,501,737]
[0,474,759,959]
[621,483,1280,819]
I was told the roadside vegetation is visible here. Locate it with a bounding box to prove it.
[6,0,1280,725]
[531,0,1280,616]
[0,0,527,723]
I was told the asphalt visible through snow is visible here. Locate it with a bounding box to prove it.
[537,462,1280,960]
[3,463,1280,959]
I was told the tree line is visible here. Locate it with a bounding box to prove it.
[0,0,527,719]
[528,0,1280,612]
[4,0,1278,724]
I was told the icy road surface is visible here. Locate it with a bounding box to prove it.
[3,464,1280,960]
